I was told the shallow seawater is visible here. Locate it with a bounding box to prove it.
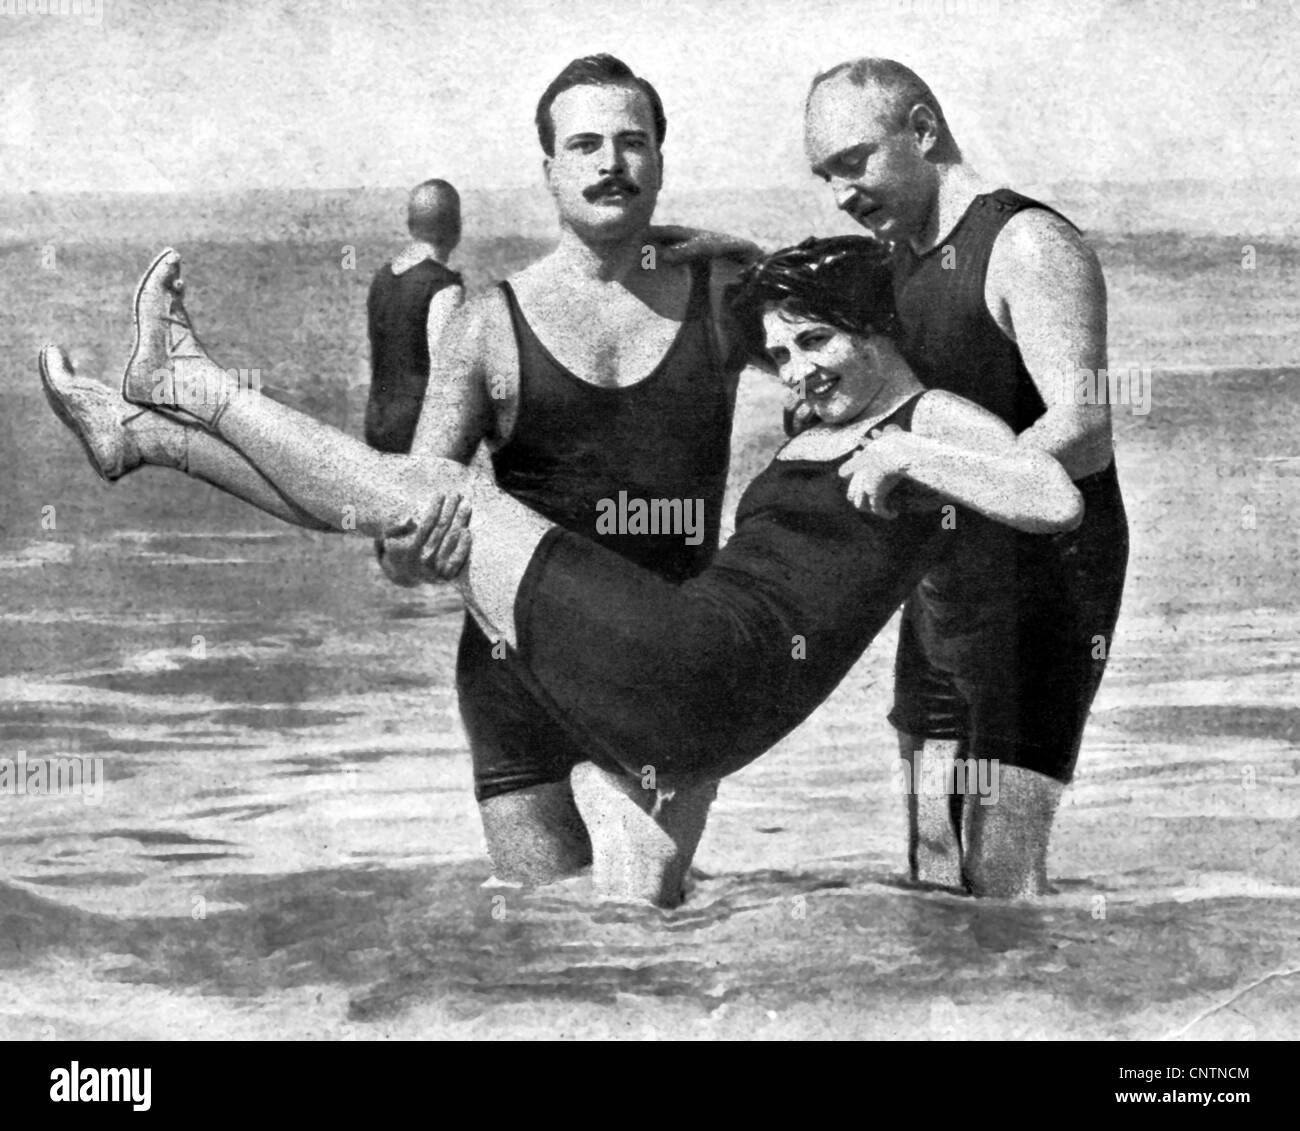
[1,244,1298,1038]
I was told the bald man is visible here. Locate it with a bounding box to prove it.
[364,179,464,453]
[802,58,1129,897]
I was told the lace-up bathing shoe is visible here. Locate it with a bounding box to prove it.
[121,248,228,425]
[39,345,147,482]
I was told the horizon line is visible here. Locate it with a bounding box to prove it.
[5,175,1300,197]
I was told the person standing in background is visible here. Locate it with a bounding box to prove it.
[364,179,464,454]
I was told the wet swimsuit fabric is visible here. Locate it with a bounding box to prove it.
[510,394,962,781]
[888,189,1129,782]
[459,261,736,800]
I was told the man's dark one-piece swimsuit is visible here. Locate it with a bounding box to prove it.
[459,261,736,801]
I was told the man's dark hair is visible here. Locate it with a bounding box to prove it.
[728,236,899,369]
[535,54,667,157]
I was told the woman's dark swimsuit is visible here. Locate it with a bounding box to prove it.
[507,395,960,781]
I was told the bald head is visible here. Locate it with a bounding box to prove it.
[807,58,960,162]
[407,179,461,249]
[803,58,961,245]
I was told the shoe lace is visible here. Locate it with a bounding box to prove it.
[162,312,201,355]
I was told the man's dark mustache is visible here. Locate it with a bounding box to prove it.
[583,177,641,201]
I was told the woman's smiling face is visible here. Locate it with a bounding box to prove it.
[761,304,882,425]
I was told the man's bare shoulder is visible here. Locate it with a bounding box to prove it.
[992,206,1103,279]
[429,285,517,404]
[507,255,563,295]
[986,205,1105,329]
[452,284,513,341]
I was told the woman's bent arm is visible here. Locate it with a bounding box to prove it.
[842,390,1083,534]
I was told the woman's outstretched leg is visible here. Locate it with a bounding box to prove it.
[44,334,541,646]
[121,248,471,541]
[120,248,563,640]
[43,250,557,639]
[40,345,334,531]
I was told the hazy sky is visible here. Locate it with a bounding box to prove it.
[2,0,1297,194]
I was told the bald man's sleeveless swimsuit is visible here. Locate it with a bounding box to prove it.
[365,258,462,453]
[505,394,958,781]
[459,261,735,800]
[888,188,1129,782]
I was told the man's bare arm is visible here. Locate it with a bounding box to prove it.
[840,392,1083,533]
[426,282,463,371]
[376,293,498,586]
[650,225,765,266]
[409,292,499,465]
[386,290,520,585]
[707,258,750,379]
[986,209,1115,480]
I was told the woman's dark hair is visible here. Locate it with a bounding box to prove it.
[727,235,899,370]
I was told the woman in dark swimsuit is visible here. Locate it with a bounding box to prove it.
[39,238,1081,896]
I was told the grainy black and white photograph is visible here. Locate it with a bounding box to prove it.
[1,0,1297,1060]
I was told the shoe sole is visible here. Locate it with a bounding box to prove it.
[40,345,116,483]
[122,246,181,411]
